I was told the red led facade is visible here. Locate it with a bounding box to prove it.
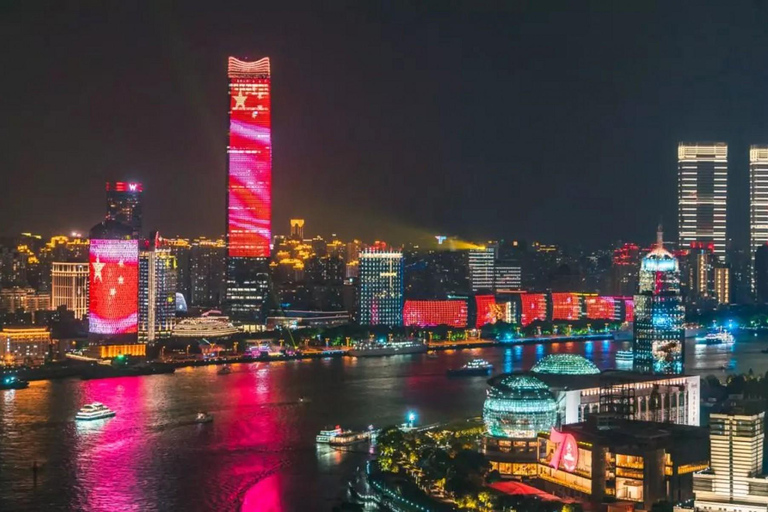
[89,239,139,335]
[475,295,499,328]
[227,57,272,258]
[403,300,468,328]
[520,293,548,326]
[551,293,582,321]
[585,296,615,320]
[624,298,634,323]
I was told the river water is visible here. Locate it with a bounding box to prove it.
[2,334,768,512]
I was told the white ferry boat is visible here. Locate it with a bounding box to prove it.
[447,359,493,377]
[348,339,428,357]
[75,403,116,421]
[615,350,634,363]
[316,426,344,444]
[696,328,735,345]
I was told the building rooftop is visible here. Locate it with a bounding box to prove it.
[489,370,693,393]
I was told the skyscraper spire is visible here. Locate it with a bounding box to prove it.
[657,222,664,249]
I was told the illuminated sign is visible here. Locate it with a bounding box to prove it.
[89,239,139,334]
[227,57,272,258]
[549,428,578,472]
[552,293,582,321]
[106,182,143,193]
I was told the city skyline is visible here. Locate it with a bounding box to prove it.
[4,3,768,246]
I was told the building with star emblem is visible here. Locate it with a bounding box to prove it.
[88,220,140,348]
[224,56,272,323]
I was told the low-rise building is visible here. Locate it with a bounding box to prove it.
[0,326,52,364]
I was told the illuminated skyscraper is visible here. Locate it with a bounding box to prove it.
[678,142,728,258]
[138,234,176,343]
[225,57,272,321]
[633,226,685,375]
[88,220,138,343]
[290,219,305,240]
[106,182,143,239]
[191,238,227,307]
[469,246,497,292]
[51,262,89,319]
[750,146,768,287]
[359,249,403,326]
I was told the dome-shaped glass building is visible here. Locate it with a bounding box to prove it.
[483,374,557,439]
[531,354,600,375]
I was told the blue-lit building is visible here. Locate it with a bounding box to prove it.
[359,249,404,326]
[633,227,685,374]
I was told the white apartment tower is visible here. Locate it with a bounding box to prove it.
[678,142,728,258]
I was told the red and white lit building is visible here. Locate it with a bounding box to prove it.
[89,238,139,341]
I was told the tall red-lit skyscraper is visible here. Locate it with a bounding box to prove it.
[225,57,272,321]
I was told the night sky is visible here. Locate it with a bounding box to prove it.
[2,2,768,249]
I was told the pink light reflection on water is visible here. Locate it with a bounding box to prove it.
[241,471,283,512]
[74,376,148,511]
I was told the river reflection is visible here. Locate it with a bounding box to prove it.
[2,333,768,511]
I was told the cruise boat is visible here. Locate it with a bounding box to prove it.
[447,359,493,377]
[316,426,344,444]
[348,339,428,357]
[0,375,29,390]
[696,328,735,345]
[615,350,634,363]
[75,403,116,421]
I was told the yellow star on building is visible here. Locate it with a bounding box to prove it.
[234,91,247,109]
[92,256,105,282]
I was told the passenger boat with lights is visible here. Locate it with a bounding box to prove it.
[615,350,634,364]
[348,339,428,357]
[696,328,734,345]
[0,375,29,390]
[316,426,374,446]
[447,359,493,377]
[75,403,116,421]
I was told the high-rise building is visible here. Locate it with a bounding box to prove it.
[469,246,497,292]
[225,56,272,321]
[164,238,191,302]
[755,244,768,304]
[713,262,730,305]
[0,287,50,320]
[138,235,176,342]
[610,243,640,296]
[190,238,227,307]
[494,261,521,292]
[359,249,404,326]
[51,262,89,320]
[684,243,716,304]
[678,142,728,258]
[633,226,685,375]
[750,146,768,272]
[694,401,767,512]
[88,221,138,343]
[290,219,304,240]
[105,182,143,239]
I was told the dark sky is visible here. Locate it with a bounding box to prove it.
[2,2,768,249]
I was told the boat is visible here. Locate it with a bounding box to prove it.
[316,426,344,444]
[0,375,29,390]
[615,350,634,363]
[217,365,232,375]
[75,403,116,421]
[348,339,428,357]
[426,352,439,359]
[329,430,371,446]
[298,396,312,403]
[195,412,213,423]
[696,328,735,345]
[447,359,493,377]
